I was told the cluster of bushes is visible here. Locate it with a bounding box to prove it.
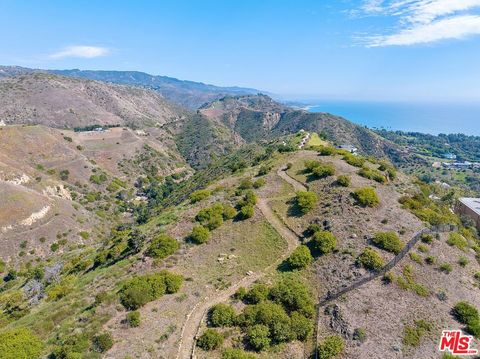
[371,232,404,254]
[453,301,480,337]
[356,247,385,271]
[0,328,43,359]
[304,160,335,179]
[119,270,183,310]
[358,166,386,184]
[89,172,108,185]
[352,187,379,207]
[378,160,397,180]
[146,234,179,259]
[237,190,257,219]
[199,275,315,353]
[196,203,237,230]
[399,193,459,226]
[295,191,318,214]
[446,233,468,251]
[93,229,146,268]
[342,153,365,167]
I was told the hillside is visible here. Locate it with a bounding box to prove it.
[0,72,186,128]
[199,94,416,165]
[0,65,262,109]
[0,133,478,358]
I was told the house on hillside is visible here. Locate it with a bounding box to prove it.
[337,145,358,154]
[455,198,480,230]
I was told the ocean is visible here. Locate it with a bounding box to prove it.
[307,101,480,136]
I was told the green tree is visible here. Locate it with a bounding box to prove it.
[270,275,315,317]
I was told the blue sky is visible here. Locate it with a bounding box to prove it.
[1,0,480,102]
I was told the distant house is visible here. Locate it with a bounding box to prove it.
[443,153,457,160]
[455,198,480,230]
[337,145,358,154]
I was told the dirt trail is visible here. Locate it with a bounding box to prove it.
[277,166,308,192]
[176,168,302,359]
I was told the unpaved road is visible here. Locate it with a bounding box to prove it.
[277,166,308,192]
[175,169,302,359]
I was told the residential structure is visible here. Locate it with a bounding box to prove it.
[455,198,480,230]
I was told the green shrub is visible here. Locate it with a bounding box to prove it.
[317,146,335,156]
[234,287,248,301]
[269,275,314,317]
[247,324,271,351]
[343,154,365,167]
[458,256,469,267]
[146,234,179,259]
[78,231,90,240]
[417,244,429,253]
[245,284,270,304]
[440,263,453,274]
[372,232,404,254]
[296,191,318,214]
[425,256,436,265]
[352,187,379,207]
[126,311,141,327]
[222,204,237,219]
[453,302,479,324]
[317,335,345,359]
[358,167,386,183]
[403,320,433,347]
[357,248,384,271]
[312,163,335,178]
[420,233,433,244]
[312,231,337,254]
[119,271,183,310]
[89,173,108,185]
[447,233,468,251]
[243,190,258,205]
[257,165,271,176]
[190,225,210,244]
[286,245,313,270]
[196,204,225,230]
[409,252,422,264]
[253,178,266,188]
[240,204,255,219]
[221,348,256,359]
[336,175,350,187]
[190,189,211,203]
[239,178,254,190]
[92,332,114,353]
[209,304,236,327]
[197,329,223,351]
[290,311,313,341]
[0,328,43,359]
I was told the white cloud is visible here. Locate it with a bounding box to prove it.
[368,14,480,46]
[49,46,109,59]
[359,0,480,46]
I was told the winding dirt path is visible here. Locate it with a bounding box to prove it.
[175,168,302,359]
[277,166,308,192]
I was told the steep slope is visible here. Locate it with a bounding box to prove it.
[0,72,186,129]
[199,94,415,164]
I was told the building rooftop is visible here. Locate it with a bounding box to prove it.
[459,198,480,216]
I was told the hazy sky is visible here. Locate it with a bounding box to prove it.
[1,0,480,101]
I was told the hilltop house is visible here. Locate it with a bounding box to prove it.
[455,198,480,230]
